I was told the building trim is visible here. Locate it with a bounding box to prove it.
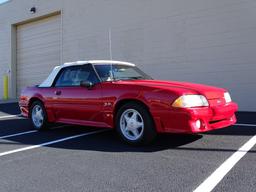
[13,10,61,26]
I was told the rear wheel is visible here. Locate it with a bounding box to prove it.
[116,102,156,145]
[30,101,48,130]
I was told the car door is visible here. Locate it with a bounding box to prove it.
[52,64,104,124]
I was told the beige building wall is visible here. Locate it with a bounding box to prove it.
[0,0,256,111]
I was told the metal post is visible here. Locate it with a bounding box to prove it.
[3,75,8,100]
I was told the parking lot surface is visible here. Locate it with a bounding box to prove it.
[0,103,255,192]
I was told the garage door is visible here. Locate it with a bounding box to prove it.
[16,14,61,96]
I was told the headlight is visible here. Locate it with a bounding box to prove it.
[172,95,209,108]
[224,92,232,103]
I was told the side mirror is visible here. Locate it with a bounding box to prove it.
[80,81,94,89]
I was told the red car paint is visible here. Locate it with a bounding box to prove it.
[19,79,238,134]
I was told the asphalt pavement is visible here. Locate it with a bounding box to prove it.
[0,103,255,192]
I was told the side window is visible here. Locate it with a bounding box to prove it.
[94,65,112,82]
[54,65,99,87]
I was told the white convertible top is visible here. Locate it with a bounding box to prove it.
[39,60,136,87]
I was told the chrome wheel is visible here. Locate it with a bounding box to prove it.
[31,105,44,129]
[120,109,144,141]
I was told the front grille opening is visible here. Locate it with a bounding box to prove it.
[209,119,226,124]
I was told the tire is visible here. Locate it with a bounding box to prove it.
[115,102,157,145]
[30,101,48,130]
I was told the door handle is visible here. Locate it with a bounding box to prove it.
[54,90,62,95]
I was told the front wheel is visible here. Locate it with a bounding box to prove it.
[116,102,157,145]
[30,101,48,130]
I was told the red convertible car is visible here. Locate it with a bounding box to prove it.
[19,60,238,145]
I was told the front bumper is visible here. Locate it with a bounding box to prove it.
[153,102,238,133]
[19,101,29,118]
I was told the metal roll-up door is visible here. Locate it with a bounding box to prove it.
[16,14,61,95]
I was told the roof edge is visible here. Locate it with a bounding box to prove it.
[63,60,135,67]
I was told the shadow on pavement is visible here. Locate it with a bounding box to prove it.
[50,131,204,153]
[236,111,256,124]
[204,124,256,136]
[0,118,255,153]
[49,128,255,153]
[0,118,202,152]
[0,103,20,115]
[0,103,255,153]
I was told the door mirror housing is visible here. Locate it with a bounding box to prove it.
[80,81,94,89]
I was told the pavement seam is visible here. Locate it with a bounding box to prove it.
[235,123,256,127]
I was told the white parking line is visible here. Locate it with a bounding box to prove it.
[0,129,107,157]
[193,134,256,192]
[0,130,37,139]
[0,125,69,140]
[235,123,256,127]
[0,114,22,120]
[0,124,92,141]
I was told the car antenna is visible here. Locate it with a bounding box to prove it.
[108,28,114,80]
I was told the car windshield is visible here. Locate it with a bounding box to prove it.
[94,64,152,82]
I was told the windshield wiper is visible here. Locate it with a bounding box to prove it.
[125,76,144,80]
[113,76,145,81]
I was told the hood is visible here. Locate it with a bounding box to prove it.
[118,80,226,99]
